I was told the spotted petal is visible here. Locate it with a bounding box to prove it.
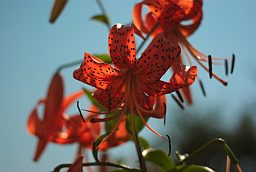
[136,33,181,83]
[108,24,136,69]
[170,64,198,88]
[73,53,118,89]
[173,0,203,20]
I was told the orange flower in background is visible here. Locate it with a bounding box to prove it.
[99,115,130,151]
[73,24,197,139]
[133,0,228,104]
[27,73,84,161]
[67,155,83,172]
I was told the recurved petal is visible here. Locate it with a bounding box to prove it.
[170,64,197,89]
[171,57,193,104]
[93,88,123,111]
[60,90,84,114]
[158,2,186,31]
[145,12,163,37]
[27,103,43,136]
[136,33,181,83]
[55,114,100,146]
[179,10,202,37]
[147,80,178,96]
[133,2,150,34]
[108,24,136,69]
[73,53,118,89]
[44,73,64,131]
[67,155,83,172]
[33,139,48,161]
[172,0,203,20]
[152,95,166,118]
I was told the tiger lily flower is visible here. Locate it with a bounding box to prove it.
[133,0,228,103]
[27,73,84,161]
[73,24,197,140]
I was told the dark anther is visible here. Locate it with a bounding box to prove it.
[90,118,97,123]
[77,101,85,123]
[208,55,212,79]
[198,79,206,97]
[166,135,171,156]
[171,94,184,110]
[175,90,184,103]
[163,103,167,125]
[231,54,235,74]
[225,59,228,76]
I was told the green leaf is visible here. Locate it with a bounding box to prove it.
[142,148,175,171]
[49,0,68,23]
[138,137,150,150]
[83,87,106,111]
[94,54,112,64]
[92,134,108,162]
[91,14,110,27]
[172,165,215,172]
[126,114,148,134]
[105,114,118,133]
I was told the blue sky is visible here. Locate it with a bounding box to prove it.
[0,0,256,171]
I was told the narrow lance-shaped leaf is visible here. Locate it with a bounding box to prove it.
[49,0,68,23]
[91,14,110,28]
[92,134,108,162]
[94,54,112,64]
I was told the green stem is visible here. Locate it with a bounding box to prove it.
[56,59,82,72]
[131,114,147,172]
[96,0,111,30]
[136,22,159,54]
[52,161,138,172]
[177,138,239,165]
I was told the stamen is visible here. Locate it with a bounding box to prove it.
[208,55,212,79]
[231,54,235,74]
[225,59,229,76]
[236,164,243,172]
[225,156,231,172]
[196,58,228,86]
[96,113,124,149]
[81,109,109,115]
[135,104,167,142]
[163,103,166,125]
[90,112,120,123]
[171,94,184,110]
[166,135,171,156]
[181,39,228,86]
[175,90,184,103]
[77,101,85,122]
[198,79,206,97]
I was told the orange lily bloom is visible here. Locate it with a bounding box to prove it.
[27,73,84,161]
[67,155,83,172]
[99,115,130,151]
[133,0,228,103]
[73,24,197,139]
